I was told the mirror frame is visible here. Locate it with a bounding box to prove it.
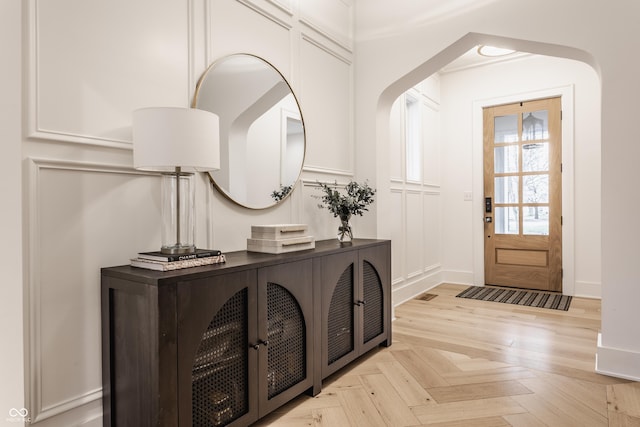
[192,53,306,210]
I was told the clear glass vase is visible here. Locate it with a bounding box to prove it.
[337,214,353,243]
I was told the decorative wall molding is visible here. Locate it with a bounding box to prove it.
[421,94,441,111]
[25,158,159,423]
[236,0,293,31]
[268,0,293,16]
[392,268,443,307]
[300,33,352,66]
[388,75,442,304]
[407,270,424,279]
[26,0,193,150]
[298,0,353,53]
[302,166,354,177]
[37,389,103,424]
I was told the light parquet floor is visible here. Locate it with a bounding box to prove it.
[255,283,640,427]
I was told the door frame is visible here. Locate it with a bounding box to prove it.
[472,85,575,295]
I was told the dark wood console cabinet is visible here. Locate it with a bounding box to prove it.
[101,239,390,426]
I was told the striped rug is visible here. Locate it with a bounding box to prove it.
[456,285,572,311]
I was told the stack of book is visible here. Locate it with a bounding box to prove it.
[130,248,225,271]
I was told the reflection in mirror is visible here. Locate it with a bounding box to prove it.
[193,54,305,209]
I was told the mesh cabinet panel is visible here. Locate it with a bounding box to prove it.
[362,261,384,343]
[266,283,306,399]
[327,265,354,364]
[192,289,248,427]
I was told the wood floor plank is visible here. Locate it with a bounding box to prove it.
[336,386,388,427]
[411,396,527,424]
[377,360,436,406]
[443,366,535,386]
[391,349,450,388]
[517,377,608,426]
[511,393,607,427]
[428,380,532,404]
[607,411,640,427]
[502,412,549,427]
[359,373,422,426]
[311,407,351,427]
[608,382,640,419]
[425,416,512,427]
[534,370,608,417]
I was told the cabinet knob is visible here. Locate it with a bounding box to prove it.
[354,300,366,306]
[250,340,269,350]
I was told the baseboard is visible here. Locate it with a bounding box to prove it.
[392,270,443,307]
[574,281,601,299]
[596,333,640,381]
[441,270,475,286]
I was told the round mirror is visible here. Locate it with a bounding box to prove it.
[193,54,305,209]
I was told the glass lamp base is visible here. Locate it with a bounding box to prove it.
[160,171,196,255]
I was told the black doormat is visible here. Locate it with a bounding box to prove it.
[455,285,572,311]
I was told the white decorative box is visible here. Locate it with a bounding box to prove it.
[247,236,315,254]
[247,224,315,254]
[250,224,308,240]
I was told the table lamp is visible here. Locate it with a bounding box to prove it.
[133,107,220,254]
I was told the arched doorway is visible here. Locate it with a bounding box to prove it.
[378,33,600,300]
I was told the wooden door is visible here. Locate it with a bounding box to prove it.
[483,97,562,291]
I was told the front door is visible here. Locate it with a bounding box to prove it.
[483,97,562,292]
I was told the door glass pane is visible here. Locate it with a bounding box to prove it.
[494,176,519,204]
[523,142,549,172]
[494,145,518,173]
[523,174,549,204]
[522,110,548,141]
[523,206,549,235]
[495,207,519,234]
[494,115,518,143]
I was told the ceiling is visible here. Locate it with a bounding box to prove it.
[439,46,532,74]
[355,0,501,40]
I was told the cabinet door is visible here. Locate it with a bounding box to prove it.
[321,250,359,378]
[177,270,258,427]
[257,259,314,417]
[358,243,392,354]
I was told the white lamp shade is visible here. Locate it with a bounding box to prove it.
[133,107,220,172]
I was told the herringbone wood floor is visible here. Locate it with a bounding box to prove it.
[255,283,640,426]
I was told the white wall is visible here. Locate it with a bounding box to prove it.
[388,76,443,304]
[439,54,601,298]
[354,0,640,381]
[1,0,25,424]
[7,0,358,425]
